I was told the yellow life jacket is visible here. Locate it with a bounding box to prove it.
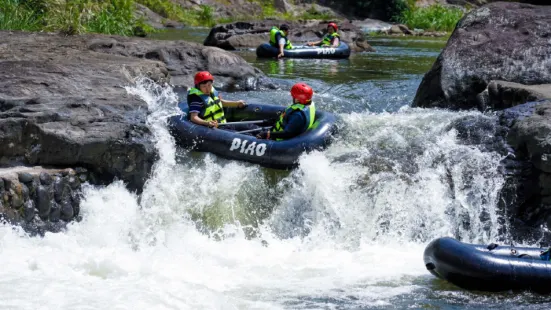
[273,102,316,140]
[269,26,293,50]
[187,87,226,123]
[321,32,340,46]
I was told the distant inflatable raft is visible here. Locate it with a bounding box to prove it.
[424,237,551,293]
[256,43,351,59]
[167,103,338,169]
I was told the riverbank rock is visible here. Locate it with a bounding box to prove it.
[377,23,449,37]
[177,0,343,21]
[87,35,269,90]
[204,20,375,52]
[491,99,551,243]
[0,166,95,235]
[0,30,270,200]
[478,81,551,111]
[135,4,184,29]
[412,2,551,110]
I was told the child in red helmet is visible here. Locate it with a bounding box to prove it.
[307,22,340,48]
[257,82,316,140]
[186,71,246,128]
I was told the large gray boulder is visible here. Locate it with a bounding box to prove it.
[412,2,551,110]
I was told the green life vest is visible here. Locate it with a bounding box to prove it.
[269,26,293,50]
[187,87,226,124]
[273,102,316,140]
[321,32,340,46]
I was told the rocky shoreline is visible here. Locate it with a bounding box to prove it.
[0,166,95,235]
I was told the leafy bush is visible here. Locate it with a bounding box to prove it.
[0,0,42,31]
[397,3,465,32]
[0,0,152,35]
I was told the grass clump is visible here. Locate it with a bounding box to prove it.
[0,0,42,31]
[396,2,465,32]
[0,0,154,35]
[136,0,215,27]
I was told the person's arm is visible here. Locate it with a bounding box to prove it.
[307,40,323,46]
[220,97,246,108]
[187,95,204,115]
[263,112,305,140]
[190,112,217,128]
[276,33,285,58]
[331,37,339,47]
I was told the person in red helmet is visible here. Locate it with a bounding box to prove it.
[257,82,316,140]
[185,71,246,128]
[306,22,340,47]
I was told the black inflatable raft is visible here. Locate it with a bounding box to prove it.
[255,43,351,59]
[167,103,338,169]
[424,237,551,293]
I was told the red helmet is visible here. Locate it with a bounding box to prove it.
[290,83,313,104]
[327,22,338,31]
[194,71,214,85]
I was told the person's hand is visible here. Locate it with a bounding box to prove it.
[237,100,246,108]
[306,42,313,46]
[256,130,270,139]
[207,120,218,128]
[277,52,284,59]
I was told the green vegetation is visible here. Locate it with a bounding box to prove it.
[249,0,335,21]
[135,0,215,27]
[298,4,334,21]
[0,0,216,35]
[0,0,41,31]
[0,0,153,35]
[395,2,465,32]
[0,0,466,37]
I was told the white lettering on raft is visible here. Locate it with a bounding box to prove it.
[317,48,336,55]
[230,138,267,156]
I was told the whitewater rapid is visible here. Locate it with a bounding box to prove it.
[0,77,507,309]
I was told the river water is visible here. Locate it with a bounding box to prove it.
[1,28,551,309]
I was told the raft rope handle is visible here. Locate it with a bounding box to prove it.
[517,253,534,259]
[487,243,499,251]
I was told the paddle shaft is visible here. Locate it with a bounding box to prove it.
[217,120,268,126]
[237,126,272,134]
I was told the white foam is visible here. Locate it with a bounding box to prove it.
[0,78,507,309]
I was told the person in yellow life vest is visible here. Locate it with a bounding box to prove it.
[186,71,246,128]
[307,22,340,47]
[269,24,293,59]
[256,83,316,140]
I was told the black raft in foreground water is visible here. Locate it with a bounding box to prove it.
[424,237,551,293]
[256,43,351,59]
[167,103,338,169]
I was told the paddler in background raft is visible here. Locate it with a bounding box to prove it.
[269,24,293,59]
[307,22,340,48]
